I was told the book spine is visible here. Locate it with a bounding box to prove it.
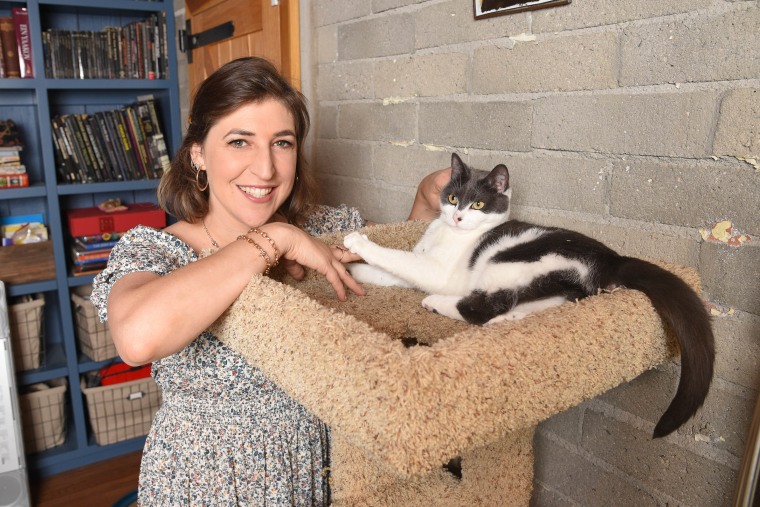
[141,98,170,174]
[89,115,118,181]
[0,164,26,174]
[100,111,131,180]
[0,16,20,78]
[134,100,161,177]
[122,107,148,179]
[11,7,33,78]
[52,116,81,183]
[112,110,140,180]
[74,238,118,251]
[99,112,129,181]
[71,247,112,263]
[65,114,95,182]
[59,115,89,182]
[0,173,29,188]
[0,26,6,78]
[75,114,104,181]
[49,121,71,183]
[75,231,124,243]
[80,114,109,181]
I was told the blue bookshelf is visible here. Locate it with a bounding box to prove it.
[0,0,180,476]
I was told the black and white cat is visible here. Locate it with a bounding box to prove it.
[343,153,714,437]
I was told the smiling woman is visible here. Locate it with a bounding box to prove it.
[89,57,367,506]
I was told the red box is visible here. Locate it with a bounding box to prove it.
[99,363,152,386]
[67,203,166,237]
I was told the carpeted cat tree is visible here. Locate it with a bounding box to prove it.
[210,221,698,506]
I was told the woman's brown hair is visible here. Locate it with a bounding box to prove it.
[157,57,317,225]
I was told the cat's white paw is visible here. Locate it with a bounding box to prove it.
[421,295,464,321]
[343,232,370,254]
[347,263,411,287]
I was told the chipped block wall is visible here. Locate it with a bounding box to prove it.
[302,1,760,505]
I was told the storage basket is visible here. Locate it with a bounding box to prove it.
[81,376,161,445]
[71,287,117,362]
[19,378,67,454]
[8,295,45,371]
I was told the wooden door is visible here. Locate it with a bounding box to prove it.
[184,0,300,94]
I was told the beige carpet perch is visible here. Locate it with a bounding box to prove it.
[210,221,700,506]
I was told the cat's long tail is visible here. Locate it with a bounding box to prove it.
[611,257,715,438]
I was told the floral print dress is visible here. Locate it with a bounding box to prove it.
[91,205,365,507]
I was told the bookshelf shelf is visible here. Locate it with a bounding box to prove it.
[0,0,179,476]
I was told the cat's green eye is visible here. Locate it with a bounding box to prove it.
[472,201,485,210]
[447,194,458,205]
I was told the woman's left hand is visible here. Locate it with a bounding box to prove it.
[261,223,365,301]
[331,245,362,264]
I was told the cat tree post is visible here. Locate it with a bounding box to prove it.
[330,426,536,506]
[212,221,695,506]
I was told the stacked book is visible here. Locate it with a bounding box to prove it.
[70,232,124,275]
[42,12,168,80]
[50,95,170,184]
[0,119,27,189]
[67,202,166,275]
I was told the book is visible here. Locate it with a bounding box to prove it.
[72,262,107,275]
[50,116,79,183]
[134,97,169,177]
[61,114,95,182]
[111,109,141,180]
[0,151,21,165]
[86,115,117,181]
[122,105,150,178]
[0,16,20,78]
[0,31,5,78]
[74,231,125,244]
[11,7,33,78]
[0,173,28,189]
[71,246,112,264]
[0,164,26,174]
[74,114,104,181]
[73,237,118,251]
[96,111,129,181]
[55,115,87,182]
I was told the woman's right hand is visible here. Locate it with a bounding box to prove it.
[260,222,365,301]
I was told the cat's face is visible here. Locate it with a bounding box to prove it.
[439,154,511,231]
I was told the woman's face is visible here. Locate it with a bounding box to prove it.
[192,98,297,231]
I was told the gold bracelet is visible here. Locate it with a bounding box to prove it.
[237,234,272,275]
[248,227,280,267]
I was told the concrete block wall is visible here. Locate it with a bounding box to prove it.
[303,0,760,505]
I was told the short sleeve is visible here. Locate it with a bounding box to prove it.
[90,226,194,322]
[301,204,366,236]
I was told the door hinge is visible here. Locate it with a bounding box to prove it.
[178,20,235,64]
[272,0,280,5]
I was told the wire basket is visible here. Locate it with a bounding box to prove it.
[81,376,161,445]
[8,294,45,371]
[19,378,67,453]
[71,289,117,362]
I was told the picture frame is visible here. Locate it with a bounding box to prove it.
[474,0,571,19]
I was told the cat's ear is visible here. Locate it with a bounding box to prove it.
[488,164,510,194]
[450,153,469,182]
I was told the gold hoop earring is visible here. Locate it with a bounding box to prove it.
[195,167,209,192]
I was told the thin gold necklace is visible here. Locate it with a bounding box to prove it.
[202,220,220,249]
